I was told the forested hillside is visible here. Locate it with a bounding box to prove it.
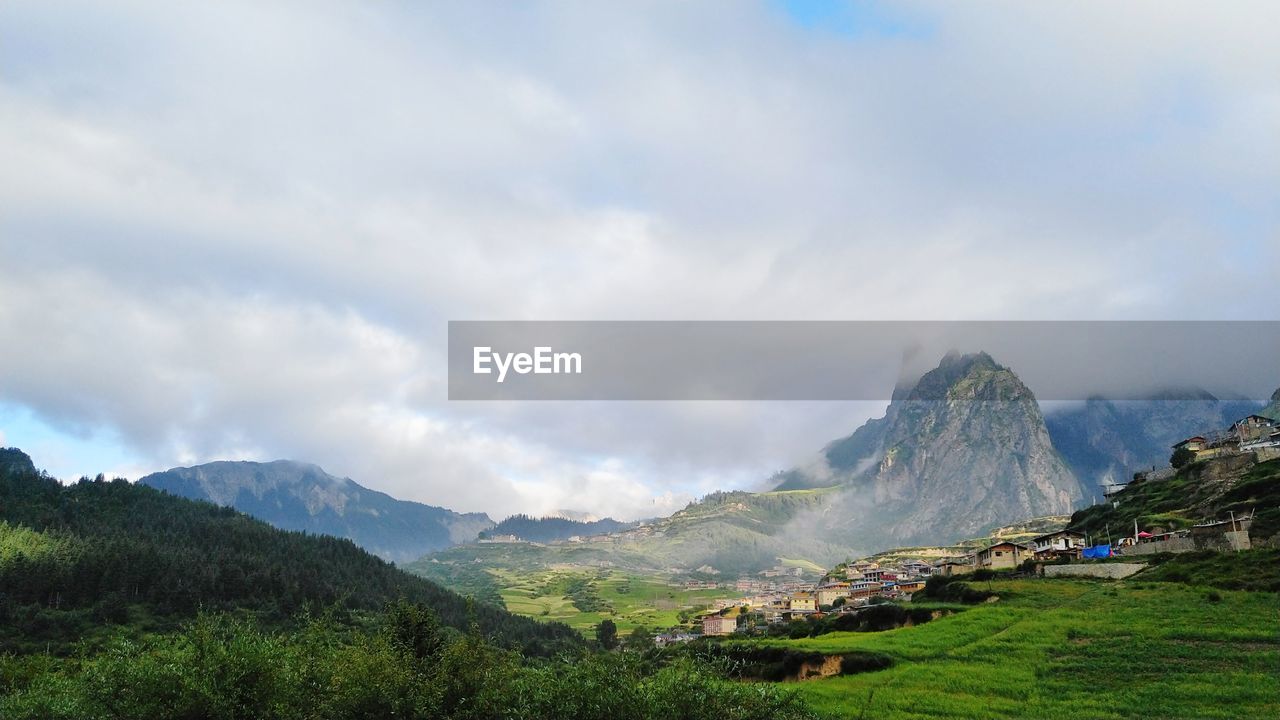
[0,447,812,720]
[0,448,578,656]
[484,514,636,543]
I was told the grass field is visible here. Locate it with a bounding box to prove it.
[757,578,1278,719]
[493,568,740,633]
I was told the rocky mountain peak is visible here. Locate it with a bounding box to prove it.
[905,351,1022,402]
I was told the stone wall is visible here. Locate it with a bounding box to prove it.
[1122,537,1196,555]
[1120,531,1251,556]
[1043,563,1147,579]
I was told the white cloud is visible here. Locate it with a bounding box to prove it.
[0,1,1275,519]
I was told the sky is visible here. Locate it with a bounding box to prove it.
[1,1,1277,521]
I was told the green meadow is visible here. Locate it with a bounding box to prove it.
[758,578,1278,719]
[493,568,739,633]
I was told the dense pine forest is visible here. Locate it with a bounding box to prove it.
[0,448,813,719]
[0,447,577,656]
[484,513,635,543]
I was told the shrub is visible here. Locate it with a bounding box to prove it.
[839,652,894,675]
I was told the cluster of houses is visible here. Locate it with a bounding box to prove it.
[933,530,1081,576]
[1173,414,1280,462]
[697,559,934,636]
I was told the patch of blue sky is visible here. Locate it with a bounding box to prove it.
[0,402,139,481]
[770,0,934,40]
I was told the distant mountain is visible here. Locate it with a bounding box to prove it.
[410,487,851,584]
[0,449,579,655]
[140,460,493,563]
[1261,387,1280,421]
[1044,392,1262,494]
[484,514,636,543]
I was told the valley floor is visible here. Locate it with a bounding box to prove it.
[761,579,1278,719]
[493,567,739,633]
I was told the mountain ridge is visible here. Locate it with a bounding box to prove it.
[141,459,493,563]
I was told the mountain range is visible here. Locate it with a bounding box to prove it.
[1044,392,1261,494]
[140,460,494,564]
[137,351,1276,575]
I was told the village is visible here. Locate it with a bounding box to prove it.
[685,411,1279,640]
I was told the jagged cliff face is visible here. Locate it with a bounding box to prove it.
[141,460,494,563]
[842,352,1083,544]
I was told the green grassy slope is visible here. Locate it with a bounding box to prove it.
[763,578,1279,719]
[1070,456,1280,541]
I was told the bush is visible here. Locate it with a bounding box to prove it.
[1170,447,1195,469]
[839,652,894,675]
[921,575,994,604]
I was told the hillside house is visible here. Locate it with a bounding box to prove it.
[848,580,884,599]
[1172,436,1208,453]
[900,559,934,577]
[1242,426,1280,451]
[1032,530,1085,560]
[975,541,1032,570]
[816,583,850,607]
[933,558,972,576]
[1231,415,1277,444]
[896,578,926,594]
[788,591,817,612]
[862,567,894,583]
[701,612,738,637]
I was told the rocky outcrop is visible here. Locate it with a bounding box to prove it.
[0,447,36,477]
[844,352,1084,545]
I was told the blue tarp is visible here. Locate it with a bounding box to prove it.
[1082,544,1112,559]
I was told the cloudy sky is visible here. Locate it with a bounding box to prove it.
[1,1,1276,520]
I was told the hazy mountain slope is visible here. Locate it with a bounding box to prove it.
[1261,387,1280,421]
[1045,393,1262,493]
[0,448,579,655]
[141,460,493,563]
[773,410,894,491]
[410,488,852,583]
